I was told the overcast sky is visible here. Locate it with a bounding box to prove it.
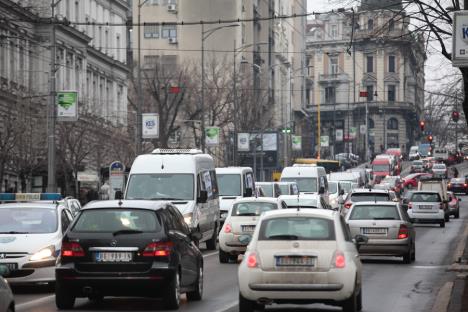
[306,0,457,90]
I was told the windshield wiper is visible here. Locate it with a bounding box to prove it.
[150,197,185,201]
[0,231,29,234]
[268,234,299,240]
[112,229,144,236]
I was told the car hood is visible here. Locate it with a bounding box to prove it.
[172,200,195,214]
[0,233,60,253]
[219,196,241,211]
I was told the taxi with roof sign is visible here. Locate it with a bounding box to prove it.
[0,193,74,285]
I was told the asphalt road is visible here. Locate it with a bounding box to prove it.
[10,162,468,312]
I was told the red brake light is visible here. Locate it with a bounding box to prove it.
[408,202,413,209]
[332,250,346,269]
[142,242,173,257]
[61,242,85,257]
[246,252,259,268]
[224,224,232,233]
[344,202,352,209]
[398,224,409,239]
[464,184,468,188]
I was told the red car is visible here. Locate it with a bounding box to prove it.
[402,173,432,189]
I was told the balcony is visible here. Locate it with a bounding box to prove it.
[318,73,349,84]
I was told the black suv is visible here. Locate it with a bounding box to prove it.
[55,200,203,310]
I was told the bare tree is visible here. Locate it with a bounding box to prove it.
[0,106,21,191]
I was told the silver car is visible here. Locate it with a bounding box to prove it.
[0,265,14,312]
[219,197,284,263]
[346,202,416,263]
[431,163,447,178]
[407,191,447,227]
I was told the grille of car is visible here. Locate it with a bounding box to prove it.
[0,252,28,259]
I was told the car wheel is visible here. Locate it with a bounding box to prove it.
[205,223,218,250]
[219,249,230,263]
[403,247,412,264]
[455,211,460,219]
[411,244,416,261]
[55,282,76,310]
[445,214,450,222]
[163,271,181,310]
[440,220,445,228]
[357,286,363,311]
[341,285,358,312]
[239,292,256,312]
[187,265,203,301]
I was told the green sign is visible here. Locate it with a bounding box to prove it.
[320,135,329,147]
[350,127,357,139]
[205,127,220,146]
[56,91,78,121]
[292,135,302,151]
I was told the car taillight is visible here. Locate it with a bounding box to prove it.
[344,202,352,209]
[408,202,413,209]
[464,183,468,188]
[398,224,409,239]
[61,242,85,257]
[224,224,232,233]
[142,242,173,257]
[331,250,346,269]
[448,183,452,188]
[246,252,259,268]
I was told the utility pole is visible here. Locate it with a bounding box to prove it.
[47,0,62,193]
[201,23,206,152]
[233,39,237,165]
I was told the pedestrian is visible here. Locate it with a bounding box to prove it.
[452,167,459,178]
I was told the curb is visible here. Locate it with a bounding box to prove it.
[431,282,454,312]
[451,222,468,265]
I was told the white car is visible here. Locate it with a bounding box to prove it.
[431,163,447,178]
[328,181,346,210]
[0,193,74,285]
[219,197,284,263]
[238,209,367,312]
[279,194,331,210]
[0,265,14,312]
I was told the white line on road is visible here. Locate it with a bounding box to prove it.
[16,295,55,311]
[203,250,219,258]
[214,300,238,312]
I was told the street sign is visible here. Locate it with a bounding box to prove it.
[453,12,468,67]
[320,136,329,147]
[336,129,343,142]
[237,133,250,151]
[205,127,220,146]
[57,91,78,121]
[360,124,367,135]
[109,161,125,200]
[292,135,302,151]
[142,113,159,139]
[359,91,368,97]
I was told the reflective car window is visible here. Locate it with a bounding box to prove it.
[232,202,277,216]
[0,208,57,234]
[73,209,161,233]
[217,174,241,196]
[259,217,335,240]
[349,205,400,220]
[410,193,441,202]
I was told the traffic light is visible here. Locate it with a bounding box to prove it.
[452,111,460,122]
[419,121,425,131]
[427,135,433,143]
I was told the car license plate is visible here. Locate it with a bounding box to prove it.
[94,252,132,262]
[419,205,433,209]
[276,256,315,267]
[362,227,387,234]
[1,263,18,272]
[241,225,256,232]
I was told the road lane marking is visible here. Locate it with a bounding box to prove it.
[410,265,448,269]
[203,251,219,258]
[16,295,55,311]
[214,300,238,312]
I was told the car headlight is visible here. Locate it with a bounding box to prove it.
[184,214,192,226]
[30,246,55,261]
[330,199,338,206]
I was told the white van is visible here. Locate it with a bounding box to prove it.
[280,164,329,203]
[215,167,255,224]
[433,148,449,162]
[125,149,219,250]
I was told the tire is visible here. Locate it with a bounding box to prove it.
[163,271,181,310]
[219,249,230,263]
[411,244,416,261]
[205,223,218,251]
[187,265,203,301]
[55,282,76,310]
[445,214,450,222]
[440,220,445,228]
[341,286,358,312]
[455,211,460,219]
[403,247,412,264]
[357,287,363,311]
[239,292,255,312]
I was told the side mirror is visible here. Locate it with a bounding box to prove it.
[354,234,369,246]
[243,188,253,197]
[0,264,11,277]
[197,190,208,203]
[459,198,462,202]
[190,231,202,242]
[339,189,345,196]
[319,186,325,194]
[114,190,123,200]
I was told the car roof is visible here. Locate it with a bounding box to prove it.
[260,208,337,220]
[233,197,280,204]
[0,202,62,209]
[215,167,252,174]
[351,201,398,207]
[275,181,296,185]
[82,200,169,211]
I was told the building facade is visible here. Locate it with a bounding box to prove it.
[304,0,425,159]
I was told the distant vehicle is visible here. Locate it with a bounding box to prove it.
[433,148,449,162]
[280,165,329,202]
[125,149,219,250]
[219,197,283,263]
[342,189,393,215]
[238,209,367,312]
[418,143,432,157]
[279,194,331,210]
[55,200,204,310]
[431,163,448,178]
[410,160,424,174]
[294,158,341,173]
[276,181,299,196]
[447,191,460,219]
[408,146,420,161]
[216,167,255,225]
[329,172,363,186]
[61,197,82,217]
[346,201,416,263]
[0,264,14,312]
[374,176,403,195]
[448,177,468,194]
[328,181,345,210]
[385,148,403,160]
[255,182,281,198]
[371,157,392,184]
[402,173,431,189]
[348,168,369,186]
[407,191,448,227]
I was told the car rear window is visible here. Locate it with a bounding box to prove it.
[433,164,445,169]
[349,205,400,220]
[410,193,441,202]
[231,202,277,216]
[351,193,390,202]
[451,178,464,183]
[73,209,161,233]
[259,217,335,241]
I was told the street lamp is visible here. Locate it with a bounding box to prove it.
[201,23,239,152]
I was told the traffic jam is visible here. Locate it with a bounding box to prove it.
[0,147,466,312]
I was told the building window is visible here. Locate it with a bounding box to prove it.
[324,86,336,104]
[387,117,399,130]
[162,25,177,38]
[329,56,338,75]
[389,19,395,31]
[388,55,396,73]
[331,24,338,38]
[368,18,374,30]
[366,85,374,101]
[368,118,375,129]
[388,85,396,102]
[366,55,373,73]
[144,55,159,68]
[144,25,159,38]
[147,0,159,5]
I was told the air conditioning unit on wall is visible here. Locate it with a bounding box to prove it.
[168,4,177,13]
[168,37,178,44]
